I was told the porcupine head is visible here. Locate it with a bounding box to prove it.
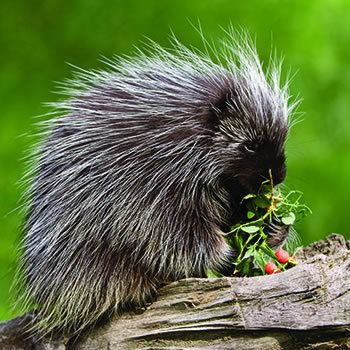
[18,31,295,337]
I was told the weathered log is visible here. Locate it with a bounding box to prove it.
[1,233,349,350]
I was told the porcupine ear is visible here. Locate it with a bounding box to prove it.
[213,91,231,115]
[206,84,236,132]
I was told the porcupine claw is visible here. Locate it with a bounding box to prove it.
[266,218,290,247]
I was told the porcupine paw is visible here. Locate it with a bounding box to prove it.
[214,246,238,276]
[209,233,237,276]
[266,217,290,247]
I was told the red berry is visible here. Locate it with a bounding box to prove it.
[275,248,289,264]
[265,262,278,275]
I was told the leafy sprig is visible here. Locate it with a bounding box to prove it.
[208,170,312,277]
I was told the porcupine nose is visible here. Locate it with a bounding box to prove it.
[273,163,287,185]
[259,165,286,187]
[240,165,286,193]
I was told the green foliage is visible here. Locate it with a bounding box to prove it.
[0,0,350,321]
[208,171,311,277]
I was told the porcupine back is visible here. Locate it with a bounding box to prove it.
[18,34,291,335]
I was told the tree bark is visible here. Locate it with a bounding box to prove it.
[1,233,349,350]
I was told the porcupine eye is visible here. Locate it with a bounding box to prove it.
[243,142,261,154]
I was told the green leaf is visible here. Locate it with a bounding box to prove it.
[206,269,223,278]
[259,242,277,260]
[247,211,255,219]
[254,197,270,208]
[233,234,244,251]
[242,258,252,275]
[241,225,260,233]
[252,250,266,273]
[242,245,256,260]
[281,212,296,225]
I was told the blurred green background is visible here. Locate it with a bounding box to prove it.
[1,0,349,321]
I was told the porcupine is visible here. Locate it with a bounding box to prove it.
[19,33,294,335]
